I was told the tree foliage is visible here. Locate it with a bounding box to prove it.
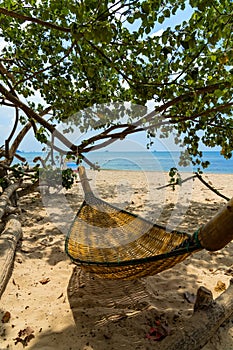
[0,0,232,171]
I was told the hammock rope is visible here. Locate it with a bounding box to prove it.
[65,166,205,279]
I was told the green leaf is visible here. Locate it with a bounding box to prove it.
[164,9,170,18]
[141,2,150,14]
[158,15,164,24]
[180,40,189,49]
[127,16,135,24]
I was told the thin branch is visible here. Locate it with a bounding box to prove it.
[8,106,53,162]
[0,62,18,100]
[0,8,70,33]
[0,62,16,85]
[81,156,100,170]
[85,39,133,87]
[81,120,176,153]
[40,106,53,117]
[75,44,94,89]
[80,83,231,153]
[14,153,26,162]
[82,137,120,153]
[13,41,76,88]
[80,123,132,146]
[207,122,233,130]
[130,82,232,127]
[45,142,67,155]
[0,83,77,152]
[156,172,230,202]
[0,101,15,107]
[0,162,37,179]
[94,0,126,22]
[156,174,197,189]
[187,102,233,120]
[7,107,19,144]
[160,102,233,126]
[195,172,230,201]
[171,45,207,84]
[93,0,139,24]
[5,107,19,160]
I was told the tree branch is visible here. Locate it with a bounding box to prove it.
[5,107,19,160]
[85,39,133,87]
[195,172,230,201]
[7,106,53,163]
[0,83,77,153]
[171,45,207,84]
[0,62,16,85]
[0,62,18,100]
[13,41,76,88]
[0,8,70,33]
[79,83,231,153]
[0,214,22,298]
[0,183,21,220]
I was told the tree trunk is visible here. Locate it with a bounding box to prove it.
[161,279,233,350]
[199,197,233,251]
[0,214,22,298]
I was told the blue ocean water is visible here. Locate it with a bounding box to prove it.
[15,151,233,174]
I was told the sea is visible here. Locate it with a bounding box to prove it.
[15,151,233,174]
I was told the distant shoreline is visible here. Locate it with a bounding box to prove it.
[13,150,233,174]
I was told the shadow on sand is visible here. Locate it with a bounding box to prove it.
[16,184,233,350]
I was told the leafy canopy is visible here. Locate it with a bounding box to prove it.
[0,0,232,168]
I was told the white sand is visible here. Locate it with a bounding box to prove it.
[0,170,233,349]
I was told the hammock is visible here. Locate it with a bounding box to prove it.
[65,166,205,280]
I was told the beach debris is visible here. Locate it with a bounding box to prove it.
[184,291,196,304]
[16,257,23,264]
[214,280,226,292]
[225,268,233,276]
[12,279,20,290]
[39,277,50,285]
[40,237,54,246]
[173,311,181,321]
[36,214,44,222]
[57,292,64,299]
[14,326,35,347]
[146,320,170,341]
[1,311,11,323]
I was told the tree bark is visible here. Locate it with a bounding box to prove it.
[161,280,233,350]
[199,197,233,251]
[0,182,20,219]
[17,180,39,198]
[0,214,22,298]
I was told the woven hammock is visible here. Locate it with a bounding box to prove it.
[65,166,203,279]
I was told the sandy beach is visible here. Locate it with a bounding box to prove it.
[0,169,233,350]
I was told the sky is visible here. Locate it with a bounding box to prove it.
[0,3,221,153]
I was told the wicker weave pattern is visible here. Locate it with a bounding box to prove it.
[65,167,202,279]
[65,194,198,279]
